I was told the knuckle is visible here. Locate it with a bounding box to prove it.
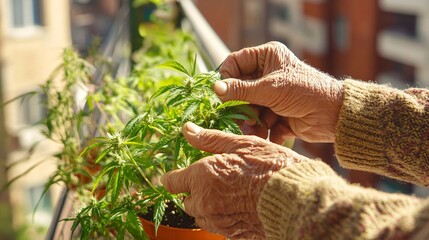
[228,79,253,101]
[246,135,265,144]
[199,131,230,152]
[201,201,218,216]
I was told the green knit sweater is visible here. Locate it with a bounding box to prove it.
[257,79,429,240]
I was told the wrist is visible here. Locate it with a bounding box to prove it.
[257,160,342,239]
[330,78,344,140]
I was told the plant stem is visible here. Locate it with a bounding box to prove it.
[124,146,161,194]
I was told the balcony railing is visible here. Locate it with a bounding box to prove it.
[45,1,230,239]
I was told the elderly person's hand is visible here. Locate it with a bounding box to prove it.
[161,122,306,239]
[218,41,343,143]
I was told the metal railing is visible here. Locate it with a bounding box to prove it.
[46,3,130,240]
[178,0,230,70]
[46,1,230,239]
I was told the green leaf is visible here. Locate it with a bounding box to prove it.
[122,114,147,138]
[94,148,110,164]
[2,90,38,106]
[5,159,46,189]
[182,101,199,121]
[194,71,219,86]
[92,162,117,192]
[79,139,107,158]
[216,100,249,110]
[221,113,249,121]
[86,95,94,111]
[215,61,224,72]
[125,99,139,116]
[220,118,242,134]
[166,93,187,107]
[110,168,123,204]
[235,105,261,124]
[152,137,174,152]
[173,137,182,168]
[117,227,125,240]
[150,84,180,101]
[157,61,190,76]
[153,198,166,235]
[126,210,145,239]
[190,54,197,77]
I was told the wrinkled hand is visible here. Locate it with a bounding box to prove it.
[161,122,305,239]
[217,41,343,143]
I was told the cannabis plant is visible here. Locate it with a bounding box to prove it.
[6,2,255,238]
[69,56,252,239]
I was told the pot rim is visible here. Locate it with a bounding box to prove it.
[139,216,205,232]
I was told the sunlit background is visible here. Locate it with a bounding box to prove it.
[0,0,428,239]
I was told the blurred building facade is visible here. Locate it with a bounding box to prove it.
[0,0,122,238]
[196,0,429,194]
[377,0,429,89]
[0,0,72,238]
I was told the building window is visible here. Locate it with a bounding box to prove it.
[22,92,47,126]
[269,2,291,22]
[334,15,349,51]
[10,0,43,29]
[26,185,53,226]
[379,57,415,88]
[380,11,417,38]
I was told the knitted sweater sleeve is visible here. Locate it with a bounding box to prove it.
[257,79,429,239]
[257,160,429,239]
[335,79,429,186]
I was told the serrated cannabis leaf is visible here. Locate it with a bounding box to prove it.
[153,197,166,235]
[216,100,249,110]
[150,84,180,101]
[182,101,199,121]
[157,61,190,76]
[123,113,147,138]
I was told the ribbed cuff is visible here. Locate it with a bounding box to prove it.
[257,160,342,239]
[334,79,392,172]
[257,160,426,240]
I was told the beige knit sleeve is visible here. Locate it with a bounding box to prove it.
[257,160,429,240]
[335,79,429,186]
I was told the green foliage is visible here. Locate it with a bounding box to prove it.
[68,57,251,238]
[7,3,256,239]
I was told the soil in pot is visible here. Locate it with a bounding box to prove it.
[139,201,226,240]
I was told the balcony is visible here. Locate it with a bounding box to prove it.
[45,1,230,239]
[378,30,428,67]
[13,1,429,239]
[379,0,429,15]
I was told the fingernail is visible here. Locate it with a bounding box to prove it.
[185,122,202,134]
[214,81,227,96]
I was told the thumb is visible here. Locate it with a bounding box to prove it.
[213,77,279,108]
[182,122,247,154]
[161,167,192,194]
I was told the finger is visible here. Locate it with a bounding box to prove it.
[160,167,192,194]
[270,120,296,145]
[182,122,258,154]
[219,46,261,79]
[240,108,278,139]
[183,195,199,217]
[213,76,282,108]
[240,122,269,139]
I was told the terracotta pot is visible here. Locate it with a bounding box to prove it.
[140,217,226,240]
